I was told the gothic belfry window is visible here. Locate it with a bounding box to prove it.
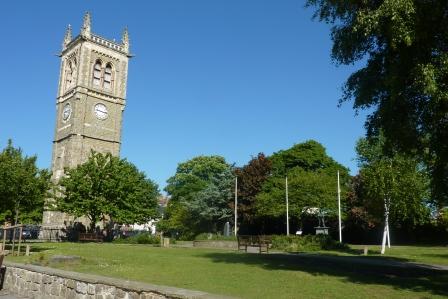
[93,60,102,86]
[103,63,113,89]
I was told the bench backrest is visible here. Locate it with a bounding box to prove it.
[237,235,251,245]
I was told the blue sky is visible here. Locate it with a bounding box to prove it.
[0,1,367,190]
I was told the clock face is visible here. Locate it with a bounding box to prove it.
[62,103,72,122]
[94,103,108,120]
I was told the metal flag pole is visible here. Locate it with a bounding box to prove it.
[234,176,238,236]
[286,176,290,236]
[337,170,342,242]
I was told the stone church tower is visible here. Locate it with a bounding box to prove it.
[42,13,131,227]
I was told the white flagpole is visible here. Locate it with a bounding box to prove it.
[286,176,290,236]
[337,171,342,242]
[234,176,238,236]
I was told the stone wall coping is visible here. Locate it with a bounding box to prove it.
[4,261,236,299]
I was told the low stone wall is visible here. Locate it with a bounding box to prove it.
[2,262,232,299]
[192,240,237,249]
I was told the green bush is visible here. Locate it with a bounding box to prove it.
[271,235,348,252]
[113,233,161,245]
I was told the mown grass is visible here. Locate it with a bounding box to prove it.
[351,244,448,265]
[5,243,448,299]
[309,244,448,266]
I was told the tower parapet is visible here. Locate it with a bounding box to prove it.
[62,12,130,56]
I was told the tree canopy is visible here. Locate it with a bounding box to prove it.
[161,155,234,237]
[306,0,448,205]
[256,140,350,224]
[57,151,159,231]
[234,153,272,227]
[355,136,431,227]
[0,140,51,224]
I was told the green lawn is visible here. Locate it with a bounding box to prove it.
[312,244,448,266]
[5,243,448,299]
[349,244,448,266]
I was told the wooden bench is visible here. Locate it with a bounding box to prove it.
[237,235,272,253]
[78,233,103,242]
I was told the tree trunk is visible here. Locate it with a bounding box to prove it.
[381,224,387,254]
[381,198,390,254]
[386,222,390,248]
[89,216,97,233]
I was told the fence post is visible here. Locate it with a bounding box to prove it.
[2,226,6,253]
[11,227,16,256]
[17,225,23,256]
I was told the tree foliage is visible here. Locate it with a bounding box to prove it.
[257,169,341,217]
[234,153,272,225]
[58,151,159,231]
[307,0,448,205]
[356,137,430,227]
[161,156,234,237]
[256,141,350,224]
[0,140,51,224]
[343,174,381,243]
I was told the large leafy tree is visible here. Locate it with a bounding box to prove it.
[256,140,350,231]
[307,0,448,205]
[234,153,272,228]
[0,140,51,224]
[356,137,430,228]
[57,151,159,231]
[161,156,234,237]
[355,136,430,252]
[343,174,381,242]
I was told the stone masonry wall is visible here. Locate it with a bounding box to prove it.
[2,262,230,299]
[192,241,237,249]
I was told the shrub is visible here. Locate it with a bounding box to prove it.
[271,235,348,252]
[113,233,161,245]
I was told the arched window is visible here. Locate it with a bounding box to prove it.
[103,63,113,89]
[93,60,102,86]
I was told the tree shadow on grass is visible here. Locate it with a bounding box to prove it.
[200,251,448,297]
